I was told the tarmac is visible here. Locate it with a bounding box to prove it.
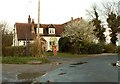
[1,53,120,83]
[36,54,119,82]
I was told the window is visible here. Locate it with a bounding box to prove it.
[23,41,26,45]
[49,28,55,34]
[49,42,52,45]
[49,41,55,45]
[36,28,43,34]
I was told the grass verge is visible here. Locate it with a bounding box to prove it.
[2,56,50,64]
[45,52,94,58]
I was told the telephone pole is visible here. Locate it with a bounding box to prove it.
[36,0,43,57]
[38,0,40,34]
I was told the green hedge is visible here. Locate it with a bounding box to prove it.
[2,46,26,57]
[59,37,103,54]
[117,46,120,54]
[103,44,117,53]
[59,37,71,53]
[88,43,103,54]
[80,43,103,54]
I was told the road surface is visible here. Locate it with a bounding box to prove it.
[36,54,119,82]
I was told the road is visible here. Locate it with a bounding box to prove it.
[2,54,120,83]
[36,54,119,82]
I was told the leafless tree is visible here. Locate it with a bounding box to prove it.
[101,0,119,16]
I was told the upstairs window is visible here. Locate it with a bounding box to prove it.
[36,28,43,34]
[49,28,55,34]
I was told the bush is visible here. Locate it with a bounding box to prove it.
[59,37,82,54]
[103,44,117,53]
[88,43,103,54]
[59,37,103,54]
[29,37,44,57]
[80,43,90,54]
[80,43,103,54]
[117,46,120,54]
[2,46,26,57]
[59,37,70,53]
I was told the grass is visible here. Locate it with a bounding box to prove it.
[2,56,50,64]
[45,52,94,58]
[2,52,97,64]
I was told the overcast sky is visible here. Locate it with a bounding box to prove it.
[0,0,117,29]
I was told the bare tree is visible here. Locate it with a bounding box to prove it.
[0,21,13,47]
[101,0,119,16]
[86,5,106,45]
[102,0,120,45]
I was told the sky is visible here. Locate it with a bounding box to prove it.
[0,0,117,30]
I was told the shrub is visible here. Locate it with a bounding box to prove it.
[59,37,70,53]
[103,44,117,53]
[117,46,120,54]
[80,43,103,54]
[59,37,103,54]
[2,46,26,57]
[88,43,103,54]
[80,43,90,54]
[29,37,44,57]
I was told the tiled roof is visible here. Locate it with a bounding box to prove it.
[15,23,64,40]
[15,17,81,40]
[63,17,81,25]
[54,24,64,35]
[15,23,35,40]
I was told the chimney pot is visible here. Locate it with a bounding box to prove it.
[71,17,73,21]
[28,15,31,23]
[31,19,35,33]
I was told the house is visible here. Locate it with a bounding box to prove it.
[13,15,64,51]
[13,15,83,51]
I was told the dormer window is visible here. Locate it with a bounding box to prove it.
[36,27,43,34]
[49,28,55,34]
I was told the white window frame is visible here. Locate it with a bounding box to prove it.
[49,28,55,34]
[37,27,43,34]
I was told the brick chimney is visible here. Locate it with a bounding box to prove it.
[80,17,83,19]
[28,15,31,23]
[71,17,73,21]
[31,19,35,33]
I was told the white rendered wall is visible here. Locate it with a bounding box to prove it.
[43,36,60,51]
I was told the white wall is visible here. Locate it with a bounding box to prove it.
[18,40,33,46]
[43,36,60,51]
[12,26,19,46]
[18,41,24,46]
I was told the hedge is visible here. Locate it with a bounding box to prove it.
[2,46,27,57]
[80,43,103,54]
[103,44,117,53]
[117,46,120,54]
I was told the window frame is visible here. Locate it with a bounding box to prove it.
[49,28,55,34]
